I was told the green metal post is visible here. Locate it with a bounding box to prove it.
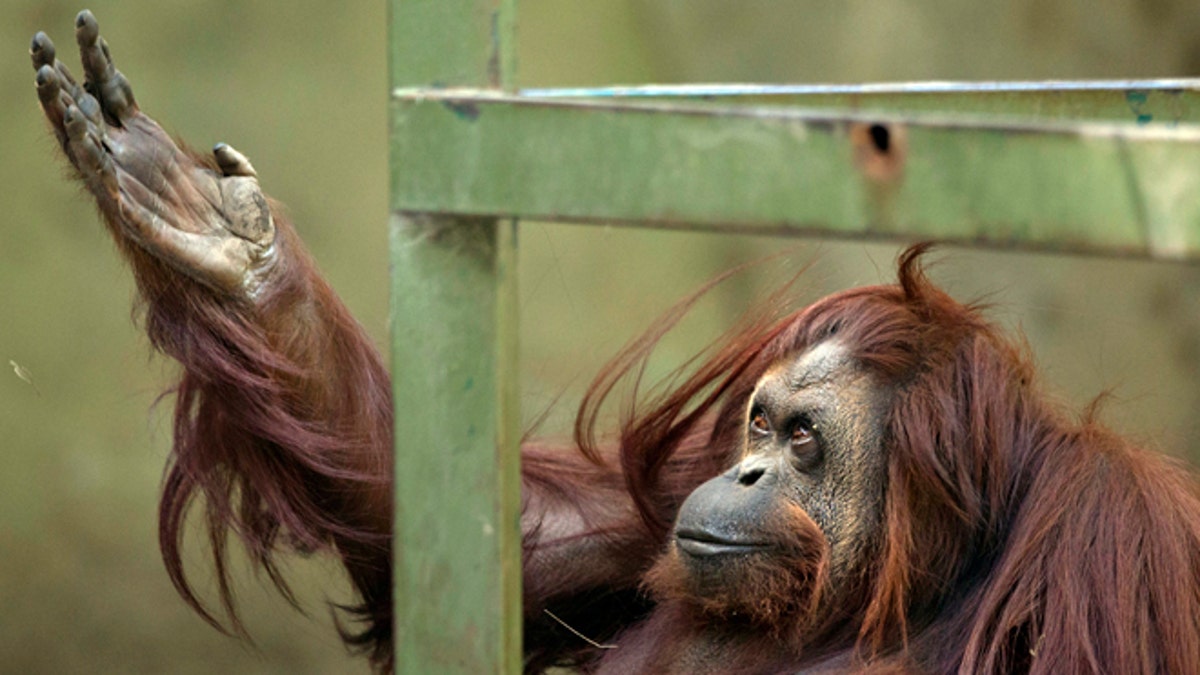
[389,1,521,673]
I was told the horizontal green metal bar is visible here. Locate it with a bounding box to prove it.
[390,91,1200,262]
[520,80,1200,124]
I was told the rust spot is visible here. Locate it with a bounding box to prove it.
[850,121,907,184]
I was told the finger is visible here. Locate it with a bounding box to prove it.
[30,31,56,71]
[75,88,106,128]
[35,64,72,146]
[31,35,102,130]
[75,10,138,125]
[213,143,258,178]
[31,31,86,103]
[64,103,117,194]
[219,176,274,244]
[37,62,102,157]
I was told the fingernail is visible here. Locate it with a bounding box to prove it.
[76,10,98,42]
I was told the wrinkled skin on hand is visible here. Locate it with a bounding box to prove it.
[31,10,276,299]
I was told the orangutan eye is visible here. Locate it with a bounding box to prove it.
[749,409,770,436]
[791,422,814,447]
[789,417,822,471]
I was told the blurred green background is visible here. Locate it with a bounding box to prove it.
[4,1,1200,672]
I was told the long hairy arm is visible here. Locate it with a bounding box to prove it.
[31,12,678,674]
[31,11,394,666]
[521,442,660,671]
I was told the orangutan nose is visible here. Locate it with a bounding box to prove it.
[735,453,777,487]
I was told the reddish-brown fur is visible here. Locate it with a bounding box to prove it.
[542,245,1200,673]
[36,14,1200,671]
[84,170,1200,673]
[97,153,395,665]
[644,502,830,638]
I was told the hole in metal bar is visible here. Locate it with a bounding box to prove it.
[851,121,906,184]
[868,124,891,154]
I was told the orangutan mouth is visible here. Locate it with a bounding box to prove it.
[675,529,771,557]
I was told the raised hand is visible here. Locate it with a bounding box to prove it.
[32,10,276,299]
